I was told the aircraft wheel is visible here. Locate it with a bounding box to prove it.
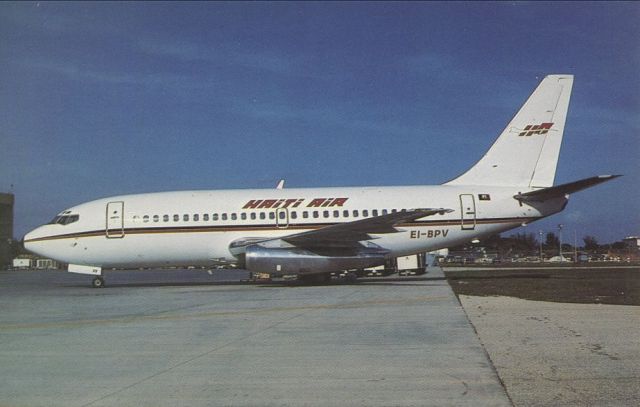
[92,277,105,288]
[298,273,332,285]
[344,272,358,283]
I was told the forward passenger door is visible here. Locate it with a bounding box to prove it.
[106,201,125,238]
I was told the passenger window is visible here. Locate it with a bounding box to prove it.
[133,215,140,222]
[173,214,179,222]
[260,212,266,220]
[392,209,397,213]
[382,209,388,215]
[241,213,247,220]
[303,211,309,219]
[250,213,256,220]
[193,214,199,221]
[353,210,359,217]
[153,215,159,223]
[291,211,297,219]
[231,213,237,220]
[222,213,228,221]
[269,212,275,220]
[163,215,169,222]
[372,209,378,217]
[143,215,149,223]
[333,210,339,218]
[203,214,209,221]
[363,210,369,217]
[212,214,219,221]
[313,211,319,218]
[278,211,286,220]
[183,214,189,222]
[343,210,349,218]
[323,210,329,218]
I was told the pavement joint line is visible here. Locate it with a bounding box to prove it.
[0,295,450,331]
[456,295,515,406]
[81,288,364,407]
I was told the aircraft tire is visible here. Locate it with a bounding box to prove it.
[298,273,331,285]
[92,277,105,288]
[344,272,358,283]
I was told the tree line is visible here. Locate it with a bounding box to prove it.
[454,233,630,259]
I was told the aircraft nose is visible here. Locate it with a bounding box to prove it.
[23,227,43,254]
[23,232,34,253]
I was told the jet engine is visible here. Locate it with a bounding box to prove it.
[244,245,386,275]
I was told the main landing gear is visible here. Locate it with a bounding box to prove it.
[297,273,332,285]
[92,276,105,288]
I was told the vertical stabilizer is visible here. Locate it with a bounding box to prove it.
[446,75,573,188]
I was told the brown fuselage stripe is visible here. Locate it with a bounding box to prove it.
[24,217,538,243]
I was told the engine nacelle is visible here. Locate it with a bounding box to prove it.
[244,245,386,275]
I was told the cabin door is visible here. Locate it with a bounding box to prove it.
[106,201,125,238]
[459,194,476,230]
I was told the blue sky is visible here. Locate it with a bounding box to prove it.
[1,1,638,243]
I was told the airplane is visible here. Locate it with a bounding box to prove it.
[23,74,619,287]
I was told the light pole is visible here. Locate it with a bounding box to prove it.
[539,230,543,262]
[558,224,564,262]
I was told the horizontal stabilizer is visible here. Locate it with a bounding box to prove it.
[514,175,621,202]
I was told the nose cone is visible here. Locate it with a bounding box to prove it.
[23,226,45,256]
[23,230,36,255]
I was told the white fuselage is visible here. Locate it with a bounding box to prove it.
[22,75,581,275]
[23,184,566,269]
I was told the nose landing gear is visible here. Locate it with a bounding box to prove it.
[68,265,104,288]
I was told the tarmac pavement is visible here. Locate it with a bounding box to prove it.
[0,269,510,407]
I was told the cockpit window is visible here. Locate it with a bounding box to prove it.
[48,214,79,225]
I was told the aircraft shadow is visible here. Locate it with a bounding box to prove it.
[66,276,450,289]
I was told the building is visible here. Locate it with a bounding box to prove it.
[35,258,59,270]
[622,236,640,261]
[0,193,15,268]
[623,236,640,251]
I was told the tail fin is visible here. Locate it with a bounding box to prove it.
[446,75,574,188]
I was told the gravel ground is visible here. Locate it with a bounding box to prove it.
[445,266,639,305]
[448,266,640,406]
[460,295,640,407]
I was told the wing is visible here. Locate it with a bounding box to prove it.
[283,208,451,249]
[229,208,452,257]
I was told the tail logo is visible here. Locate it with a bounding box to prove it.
[518,122,554,137]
